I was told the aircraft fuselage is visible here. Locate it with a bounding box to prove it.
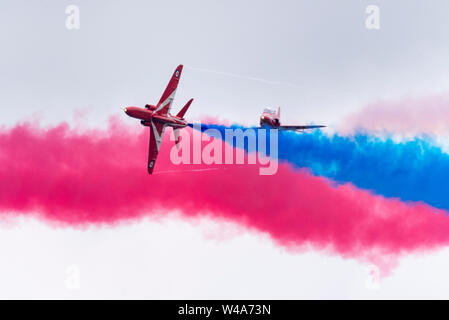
[260,112,280,128]
[124,106,187,128]
[259,107,325,131]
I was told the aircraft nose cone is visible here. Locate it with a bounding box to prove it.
[123,107,128,114]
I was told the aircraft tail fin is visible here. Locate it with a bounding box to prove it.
[277,106,281,118]
[155,65,183,116]
[176,98,193,119]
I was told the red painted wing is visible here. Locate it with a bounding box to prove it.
[147,121,166,174]
[154,65,183,116]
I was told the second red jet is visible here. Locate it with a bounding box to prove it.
[260,107,325,131]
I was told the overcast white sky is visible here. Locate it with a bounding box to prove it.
[2,0,449,299]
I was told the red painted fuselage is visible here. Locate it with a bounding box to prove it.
[124,106,188,128]
[260,110,280,128]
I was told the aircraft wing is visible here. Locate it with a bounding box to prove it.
[154,65,183,116]
[279,125,326,131]
[147,121,166,174]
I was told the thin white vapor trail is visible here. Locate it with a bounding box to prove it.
[185,66,301,88]
[154,168,224,175]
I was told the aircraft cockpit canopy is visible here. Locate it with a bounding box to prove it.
[263,108,277,115]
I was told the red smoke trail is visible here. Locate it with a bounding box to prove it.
[1,118,449,274]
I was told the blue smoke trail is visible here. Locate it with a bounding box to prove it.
[190,123,449,210]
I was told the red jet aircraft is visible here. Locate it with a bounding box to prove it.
[124,65,193,174]
[260,107,325,131]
